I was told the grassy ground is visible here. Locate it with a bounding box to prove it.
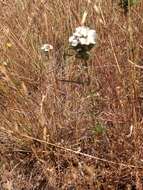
[0,0,143,189]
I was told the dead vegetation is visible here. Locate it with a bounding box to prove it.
[0,0,143,189]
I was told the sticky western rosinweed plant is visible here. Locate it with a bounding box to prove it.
[68,0,96,60]
[68,0,97,84]
[69,26,96,60]
[68,26,96,83]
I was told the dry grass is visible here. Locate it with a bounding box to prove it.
[0,0,143,189]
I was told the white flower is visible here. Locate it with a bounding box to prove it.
[87,30,96,44]
[41,43,53,52]
[79,37,89,45]
[71,39,79,47]
[69,26,96,48]
[75,26,89,37]
[69,36,75,43]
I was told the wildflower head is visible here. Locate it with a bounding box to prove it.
[6,42,12,48]
[69,26,96,59]
[41,43,53,53]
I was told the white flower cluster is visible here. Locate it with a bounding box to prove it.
[41,44,53,52]
[69,26,96,48]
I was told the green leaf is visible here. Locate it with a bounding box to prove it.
[93,123,106,135]
[121,0,139,7]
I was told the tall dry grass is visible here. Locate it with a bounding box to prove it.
[0,0,143,189]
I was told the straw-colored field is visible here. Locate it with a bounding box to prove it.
[0,0,143,189]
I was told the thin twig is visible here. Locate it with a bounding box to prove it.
[21,134,142,169]
[1,126,141,169]
[57,78,85,85]
[129,59,143,69]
